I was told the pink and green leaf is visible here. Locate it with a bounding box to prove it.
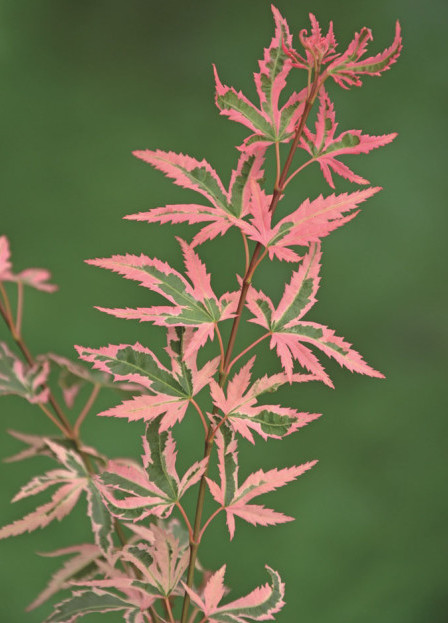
[242,185,380,259]
[327,21,402,88]
[211,357,320,443]
[208,429,317,538]
[0,342,50,404]
[300,89,396,187]
[28,544,103,611]
[214,8,305,152]
[46,588,143,622]
[184,564,285,622]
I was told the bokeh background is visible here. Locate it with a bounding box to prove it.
[0,1,446,621]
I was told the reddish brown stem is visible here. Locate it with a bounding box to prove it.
[74,384,100,436]
[179,68,323,623]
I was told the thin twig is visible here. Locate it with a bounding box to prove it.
[179,67,324,623]
[74,384,100,436]
[38,403,71,436]
[176,501,194,542]
[214,324,225,373]
[0,283,15,330]
[241,231,249,274]
[15,281,24,336]
[199,507,223,541]
[190,398,208,435]
[283,158,314,188]
[188,607,200,623]
[227,333,270,374]
[275,141,281,185]
[164,597,175,623]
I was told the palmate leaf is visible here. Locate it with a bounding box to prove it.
[27,544,103,612]
[283,13,402,88]
[86,238,238,358]
[96,419,206,522]
[210,356,320,443]
[45,588,151,623]
[115,523,189,598]
[77,329,219,431]
[326,21,402,88]
[240,181,381,261]
[246,243,384,385]
[207,429,317,539]
[300,89,397,188]
[214,7,306,153]
[0,342,50,404]
[184,564,285,622]
[127,148,265,246]
[0,440,113,555]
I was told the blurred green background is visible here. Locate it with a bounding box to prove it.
[0,1,446,621]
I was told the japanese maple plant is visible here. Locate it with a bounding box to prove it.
[0,7,401,622]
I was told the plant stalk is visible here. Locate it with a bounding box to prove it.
[179,68,322,623]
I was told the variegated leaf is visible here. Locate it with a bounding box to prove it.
[214,7,306,153]
[96,420,206,522]
[300,89,396,188]
[207,429,317,539]
[184,564,285,622]
[85,239,238,358]
[127,149,265,246]
[45,589,145,622]
[210,357,320,443]
[0,342,49,404]
[246,244,384,384]
[28,544,103,611]
[241,182,381,259]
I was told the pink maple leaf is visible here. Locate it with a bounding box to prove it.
[77,329,218,431]
[214,7,306,153]
[246,244,384,384]
[127,148,265,247]
[184,564,285,622]
[96,420,207,522]
[0,342,50,404]
[27,543,103,612]
[283,13,402,88]
[241,180,380,260]
[0,440,114,555]
[206,429,317,539]
[326,20,402,88]
[300,88,397,187]
[0,235,13,279]
[86,239,238,359]
[210,356,320,443]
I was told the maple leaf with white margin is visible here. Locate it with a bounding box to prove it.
[0,342,50,404]
[282,13,402,89]
[300,88,397,188]
[240,179,381,262]
[95,418,207,522]
[0,440,113,555]
[86,238,238,359]
[209,355,320,443]
[127,147,265,247]
[206,428,317,539]
[77,327,219,431]
[246,242,384,385]
[214,6,306,154]
[183,563,285,622]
